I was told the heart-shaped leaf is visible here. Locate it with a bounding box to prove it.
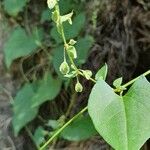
[88,77,150,150]
[3,0,28,16]
[12,72,61,136]
[4,27,41,68]
[95,63,108,81]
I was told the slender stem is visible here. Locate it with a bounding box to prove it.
[122,70,150,88]
[39,106,88,150]
[65,93,77,117]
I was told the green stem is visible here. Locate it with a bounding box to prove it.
[122,70,150,89]
[65,93,77,117]
[39,106,88,150]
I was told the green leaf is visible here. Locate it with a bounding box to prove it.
[95,63,108,80]
[88,77,150,150]
[69,39,77,45]
[12,83,39,136]
[41,9,51,23]
[32,27,44,46]
[51,13,85,44]
[3,0,28,16]
[4,27,39,68]
[12,72,61,135]
[33,126,47,147]
[113,77,123,88]
[61,115,97,141]
[47,120,60,130]
[31,72,62,108]
[75,36,94,65]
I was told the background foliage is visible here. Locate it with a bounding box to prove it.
[1,0,150,149]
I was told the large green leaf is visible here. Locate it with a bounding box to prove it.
[50,13,85,44]
[61,115,97,141]
[12,83,39,136]
[31,72,62,107]
[3,0,28,16]
[12,72,61,136]
[88,77,150,150]
[4,27,39,68]
[33,126,47,147]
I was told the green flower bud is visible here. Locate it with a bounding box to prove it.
[52,10,59,23]
[67,46,77,59]
[75,82,83,93]
[59,61,70,75]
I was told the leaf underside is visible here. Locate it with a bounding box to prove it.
[88,77,150,150]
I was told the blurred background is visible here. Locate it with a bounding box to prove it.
[0,0,150,149]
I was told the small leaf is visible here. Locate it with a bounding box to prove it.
[61,115,97,141]
[3,0,28,16]
[47,120,59,129]
[33,126,47,147]
[4,27,39,68]
[88,77,150,150]
[113,77,123,88]
[95,63,108,80]
[47,0,57,9]
[69,39,77,45]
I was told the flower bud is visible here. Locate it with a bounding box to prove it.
[59,61,70,75]
[69,39,77,45]
[75,82,83,93]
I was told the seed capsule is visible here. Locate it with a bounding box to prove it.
[75,82,83,93]
[59,61,70,75]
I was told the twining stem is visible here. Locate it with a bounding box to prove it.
[39,106,88,150]
[40,69,150,150]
